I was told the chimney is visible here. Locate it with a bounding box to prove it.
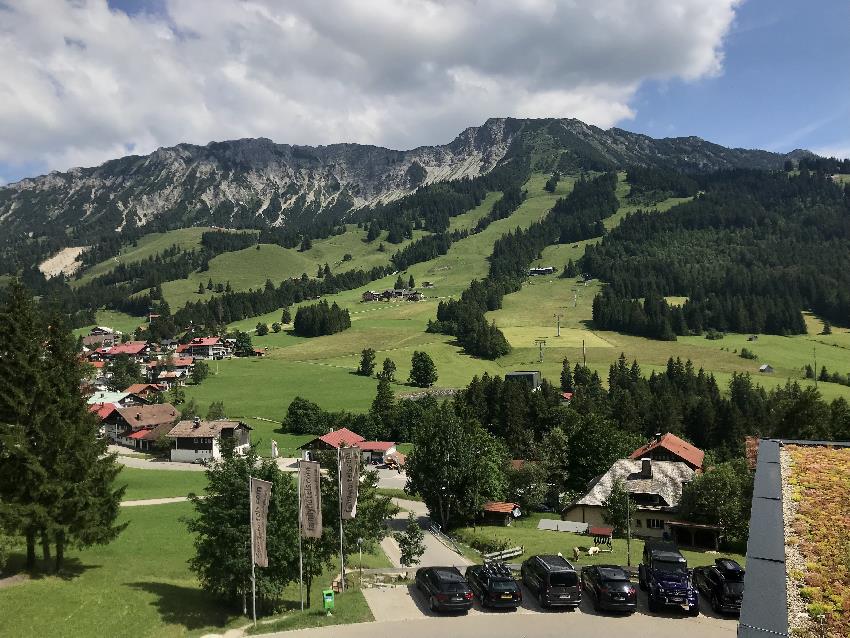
[641,457,652,478]
[136,412,141,420]
[193,416,201,429]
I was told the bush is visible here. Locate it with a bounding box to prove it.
[705,329,725,340]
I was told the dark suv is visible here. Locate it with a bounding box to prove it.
[580,564,637,613]
[693,558,745,614]
[465,562,523,609]
[415,566,473,613]
[638,541,699,615]
[520,554,581,609]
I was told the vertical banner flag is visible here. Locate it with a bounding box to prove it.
[339,447,360,520]
[250,477,273,567]
[299,461,323,538]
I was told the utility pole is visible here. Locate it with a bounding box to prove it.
[553,313,563,337]
[626,492,632,567]
[582,339,587,367]
[534,338,547,363]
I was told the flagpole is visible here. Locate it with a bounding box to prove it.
[249,476,257,627]
[338,447,345,593]
[297,460,304,612]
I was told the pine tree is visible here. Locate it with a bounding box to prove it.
[560,358,573,392]
[408,275,415,289]
[409,351,438,388]
[0,281,49,569]
[198,282,205,294]
[394,275,405,290]
[370,377,396,434]
[39,312,127,570]
[207,278,213,290]
[378,358,397,383]
[357,348,376,376]
[282,307,292,324]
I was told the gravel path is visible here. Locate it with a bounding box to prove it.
[120,496,190,507]
[380,498,471,569]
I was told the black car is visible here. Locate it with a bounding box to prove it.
[580,564,637,613]
[638,541,699,615]
[415,566,473,613]
[520,554,582,609]
[465,562,523,609]
[693,558,745,614]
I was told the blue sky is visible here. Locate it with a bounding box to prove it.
[1,0,848,185]
[628,0,850,156]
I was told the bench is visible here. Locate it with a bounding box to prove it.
[482,546,524,561]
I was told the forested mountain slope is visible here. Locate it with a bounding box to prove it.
[0,117,807,274]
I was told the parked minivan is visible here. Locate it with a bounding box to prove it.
[520,554,581,608]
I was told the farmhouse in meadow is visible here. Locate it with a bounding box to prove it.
[561,457,706,543]
[176,336,232,359]
[167,417,252,463]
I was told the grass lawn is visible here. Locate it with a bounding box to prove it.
[73,309,147,338]
[0,503,246,637]
[116,467,209,501]
[246,585,372,635]
[0,501,390,637]
[454,513,745,569]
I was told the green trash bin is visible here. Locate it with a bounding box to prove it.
[322,588,335,611]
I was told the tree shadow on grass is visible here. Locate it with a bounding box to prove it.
[128,581,236,631]
[2,553,100,582]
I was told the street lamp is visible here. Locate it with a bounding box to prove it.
[626,491,632,567]
[357,537,363,587]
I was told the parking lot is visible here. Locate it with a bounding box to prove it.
[361,582,737,636]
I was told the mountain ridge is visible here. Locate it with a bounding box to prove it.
[0,118,811,261]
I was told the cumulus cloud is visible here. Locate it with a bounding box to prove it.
[0,0,739,178]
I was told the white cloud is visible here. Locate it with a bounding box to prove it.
[0,0,740,177]
[812,143,850,160]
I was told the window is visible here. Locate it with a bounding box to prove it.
[647,518,665,529]
[634,518,642,528]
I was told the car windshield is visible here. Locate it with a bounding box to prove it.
[490,578,517,592]
[550,571,579,587]
[655,560,687,576]
[724,582,745,595]
[598,567,628,581]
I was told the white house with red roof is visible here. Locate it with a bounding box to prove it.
[297,428,397,464]
[629,432,705,471]
[177,337,232,360]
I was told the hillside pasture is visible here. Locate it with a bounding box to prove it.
[74,227,214,286]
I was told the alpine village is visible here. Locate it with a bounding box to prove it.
[0,3,849,638]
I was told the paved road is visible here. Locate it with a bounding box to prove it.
[260,594,737,638]
[115,450,408,489]
[120,496,189,507]
[380,498,471,569]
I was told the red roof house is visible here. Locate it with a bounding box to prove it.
[105,341,150,358]
[311,428,366,449]
[629,433,704,471]
[177,337,231,359]
[89,403,117,420]
[481,501,522,525]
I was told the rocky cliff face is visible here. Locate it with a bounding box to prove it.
[0,117,806,245]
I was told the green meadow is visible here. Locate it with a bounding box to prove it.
[0,501,381,638]
[82,170,850,425]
